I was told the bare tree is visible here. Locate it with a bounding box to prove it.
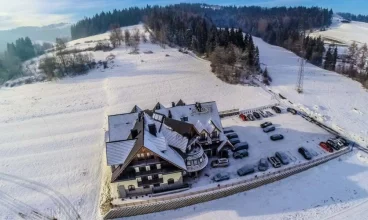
[109,24,123,48]
[124,30,131,46]
[39,56,57,79]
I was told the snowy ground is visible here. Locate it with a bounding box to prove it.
[0,26,271,219]
[253,37,368,147]
[189,111,335,188]
[310,16,368,46]
[123,150,368,220]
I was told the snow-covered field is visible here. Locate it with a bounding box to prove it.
[310,16,368,46]
[0,26,271,219]
[253,37,368,147]
[124,150,368,220]
[1,22,368,220]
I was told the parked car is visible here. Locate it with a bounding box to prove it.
[233,149,249,159]
[253,111,261,119]
[258,158,269,171]
[336,136,349,146]
[239,114,248,121]
[259,111,268,118]
[230,138,240,145]
[272,106,282,114]
[237,165,255,176]
[268,156,282,168]
[226,133,238,139]
[211,158,230,168]
[263,126,276,133]
[212,172,230,182]
[266,111,274,117]
[287,107,298,115]
[319,142,334,153]
[270,134,284,141]
[334,139,345,149]
[233,142,249,152]
[223,129,234,134]
[326,139,340,150]
[298,147,312,160]
[247,114,256,121]
[275,151,290,165]
[260,121,272,128]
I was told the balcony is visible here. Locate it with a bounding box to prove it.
[138,178,163,187]
[135,167,179,177]
[186,153,208,173]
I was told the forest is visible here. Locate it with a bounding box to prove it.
[338,12,368,23]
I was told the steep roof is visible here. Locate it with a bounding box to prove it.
[176,99,186,106]
[130,105,142,113]
[109,112,187,182]
[164,117,199,138]
[156,101,225,141]
[108,113,139,142]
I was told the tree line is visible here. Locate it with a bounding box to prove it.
[338,12,368,23]
[144,6,260,83]
[0,37,53,83]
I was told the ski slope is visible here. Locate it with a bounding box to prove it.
[0,26,272,220]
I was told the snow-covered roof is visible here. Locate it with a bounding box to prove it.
[156,101,225,140]
[108,113,138,142]
[106,140,136,166]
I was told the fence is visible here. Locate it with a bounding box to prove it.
[239,103,280,115]
[103,147,351,219]
[219,109,239,118]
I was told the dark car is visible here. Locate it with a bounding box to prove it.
[266,111,274,117]
[287,107,298,115]
[268,156,281,168]
[272,106,282,114]
[226,133,238,139]
[263,126,276,133]
[233,142,249,152]
[253,111,261,119]
[258,158,269,171]
[230,138,240,145]
[326,139,340,150]
[237,165,255,176]
[270,134,284,141]
[275,151,289,165]
[239,114,248,121]
[212,172,230,182]
[259,111,268,118]
[211,158,230,168]
[233,149,249,159]
[247,114,256,121]
[319,142,334,153]
[298,147,312,160]
[223,129,234,134]
[260,122,272,128]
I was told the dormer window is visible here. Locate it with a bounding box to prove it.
[212,130,219,138]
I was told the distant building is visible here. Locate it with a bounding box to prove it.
[105,100,233,198]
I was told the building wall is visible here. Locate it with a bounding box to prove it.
[163,171,183,184]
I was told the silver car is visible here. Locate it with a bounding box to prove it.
[275,151,289,165]
[212,172,230,182]
[258,158,269,171]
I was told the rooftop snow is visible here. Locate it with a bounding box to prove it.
[108,113,138,142]
[106,140,136,166]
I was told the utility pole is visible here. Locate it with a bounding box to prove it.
[296,58,305,93]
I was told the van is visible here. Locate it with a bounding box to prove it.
[226,133,238,139]
[237,165,255,176]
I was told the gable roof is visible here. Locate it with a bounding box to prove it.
[164,118,199,138]
[108,113,139,142]
[106,140,136,166]
[131,105,142,113]
[153,102,165,110]
[110,112,187,182]
[176,99,186,106]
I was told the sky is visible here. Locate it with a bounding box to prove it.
[0,0,367,30]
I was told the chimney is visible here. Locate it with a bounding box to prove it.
[148,124,157,136]
[172,102,175,107]
[131,129,138,139]
[168,110,172,118]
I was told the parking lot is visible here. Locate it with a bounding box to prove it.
[189,109,340,187]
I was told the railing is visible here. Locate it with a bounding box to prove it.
[138,178,164,187]
[104,147,351,219]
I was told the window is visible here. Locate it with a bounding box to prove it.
[128,185,135,191]
[134,167,139,173]
[212,130,218,138]
[137,154,141,158]
[158,174,163,179]
[140,153,145,158]
[146,152,150,157]
[137,177,142,182]
[193,160,198,165]
[186,160,191,166]
[146,166,150,171]
[168,178,175,185]
[200,157,203,163]
[148,175,152,180]
[200,132,206,140]
[156,164,161,169]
